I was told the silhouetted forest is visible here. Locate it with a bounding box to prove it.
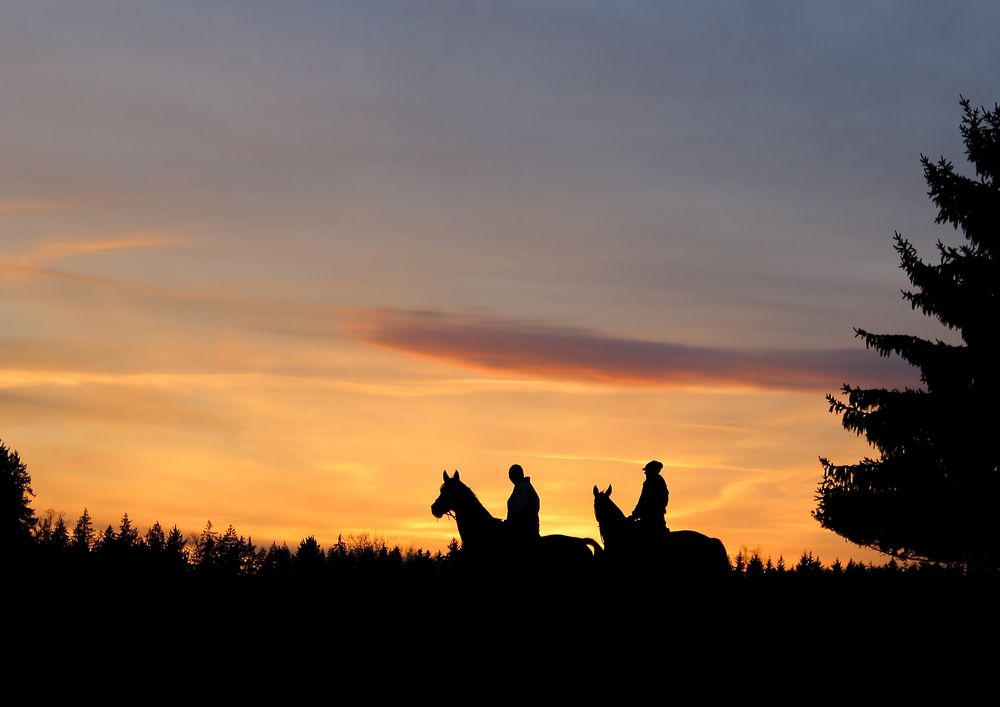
[17,503,974,584]
[27,507,458,582]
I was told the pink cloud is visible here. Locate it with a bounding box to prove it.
[348,308,918,391]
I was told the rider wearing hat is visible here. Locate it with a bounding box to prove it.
[629,460,669,535]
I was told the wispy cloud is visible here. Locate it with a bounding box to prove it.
[5,233,186,267]
[518,451,648,465]
[0,257,338,343]
[348,308,917,391]
[0,201,68,213]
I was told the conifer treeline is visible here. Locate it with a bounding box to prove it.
[30,507,458,579]
[26,506,958,579]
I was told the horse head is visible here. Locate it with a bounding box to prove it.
[593,483,631,546]
[593,483,619,523]
[431,470,465,519]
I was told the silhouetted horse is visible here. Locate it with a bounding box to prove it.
[431,471,602,567]
[593,484,729,577]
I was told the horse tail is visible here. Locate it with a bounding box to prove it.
[583,537,604,558]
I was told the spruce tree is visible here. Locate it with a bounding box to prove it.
[816,98,1000,571]
[51,515,70,551]
[164,525,189,571]
[72,508,94,553]
[1,440,36,549]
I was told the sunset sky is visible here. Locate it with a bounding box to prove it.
[3,2,998,564]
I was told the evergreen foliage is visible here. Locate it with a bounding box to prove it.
[1,440,36,549]
[817,98,1000,571]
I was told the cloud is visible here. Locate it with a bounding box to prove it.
[348,308,917,391]
[0,375,241,430]
[0,201,68,213]
[5,233,186,267]
[0,258,340,345]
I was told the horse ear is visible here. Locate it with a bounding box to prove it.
[606,484,612,496]
[593,485,599,497]
[454,470,461,481]
[443,470,449,481]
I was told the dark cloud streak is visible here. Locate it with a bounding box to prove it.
[350,309,917,391]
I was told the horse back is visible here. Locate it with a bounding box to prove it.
[538,534,602,562]
[666,529,730,576]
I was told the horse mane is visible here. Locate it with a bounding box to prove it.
[594,491,629,545]
[442,478,481,505]
[442,477,499,525]
[594,492,626,522]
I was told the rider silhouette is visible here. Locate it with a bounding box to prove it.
[629,460,668,539]
[505,464,540,545]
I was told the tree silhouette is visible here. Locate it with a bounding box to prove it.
[795,551,823,575]
[94,524,117,566]
[164,525,189,571]
[1,440,36,550]
[34,508,59,545]
[72,508,94,554]
[816,98,1000,571]
[192,520,217,572]
[145,521,166,555]
[216,524,258,576]
[294,535,325,575]
[191,521,258,576]
[261,541,292,577]
[51,515,70,551]
[117,513,141,551]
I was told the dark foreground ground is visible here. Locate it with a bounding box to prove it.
[11,566,997,698]
[17,562,998,638]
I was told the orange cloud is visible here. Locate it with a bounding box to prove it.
[348,308,918,391]
[6,233,186,267]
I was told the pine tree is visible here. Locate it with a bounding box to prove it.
[193,520,218,572]
[1,440,36,549]
[95,524,117,555]
[51,515,70,551]
[164,525,189,571]
[72,508,94,553]
[816,98,1000,571]
[294,535,325,575]
[215,524,257,576]
[117,513,141,550]
[145,522,166,555]
[262,541,292,576]
[795,551,823,575]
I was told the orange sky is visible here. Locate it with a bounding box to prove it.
[1,228,899,564]
[4,2,996,566]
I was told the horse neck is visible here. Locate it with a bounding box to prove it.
[597,497,629,539]
[454,486,500,542]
